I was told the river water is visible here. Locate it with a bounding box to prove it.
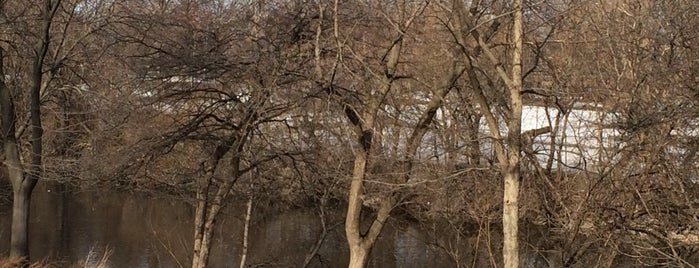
[1,183,469,267]
[5,181,616,268]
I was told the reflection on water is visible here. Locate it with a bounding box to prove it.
[0,183,456,267]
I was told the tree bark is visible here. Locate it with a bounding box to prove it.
[192,178,237,268]
[192,139,239,268]
[347,245,370,268]
[192,172,222,268]
[192,172,213,268]
[452,0,523,266]
[345,124,374,268]
[239,196,253,268]
[0,46,31,260]
[9,183,33,260]
[503,0,523,267]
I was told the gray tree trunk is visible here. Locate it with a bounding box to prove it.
[1,1,59,263]
[9,182,35,259]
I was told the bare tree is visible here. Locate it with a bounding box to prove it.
[447,0,526,266]
[309,1,471,266]
[103,1,318,267]
[0,0,693,267]
[512,1,699,266]
[0,0,62,262]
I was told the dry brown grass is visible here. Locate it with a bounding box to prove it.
[0,248,111,268]
[0,258,57,268]
[71,248,111,268]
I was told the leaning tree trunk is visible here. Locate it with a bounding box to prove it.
[192,176,237,268]
[192,141,234,268]
[191,136,249,268]
[192,174,240,268]
[345,146,393,268]
[192,173,214,268]
[344,112,384,268]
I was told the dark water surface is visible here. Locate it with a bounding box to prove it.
[0,182,667,267]
[0,183,459,267]
[7,183,646,267]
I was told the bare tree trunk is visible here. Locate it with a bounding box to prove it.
[192,142,234,268]
[192,198,226,268]
[345,138,373,268]
[190,78,260,268]
[192,181,233,268]
[0,47,32,260]
[0,1,59,263]
[340,0,394,262]
[503,0,523,267]
[348,245,370,268]
[452,0,523,266]
[343,120,395,268]
[239,196,253,268]
[193,213,213,268]
[9,184,33,260]
[192,174,212,268]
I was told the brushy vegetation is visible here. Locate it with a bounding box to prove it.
[0,248,111,268]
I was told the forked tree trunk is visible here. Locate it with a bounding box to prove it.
[191,206,217,268]
[345,130,374,268]
[191,176,213,268]
[192,175,225,268]
[193,183,234,268]
[192,141,238,268]
[330,1,452,266]
[192,178,237,268]
[192,152,223,268]
[0,47,30,259]
[1,1,59,263]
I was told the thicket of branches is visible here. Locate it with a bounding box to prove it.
[1,0,697,267]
